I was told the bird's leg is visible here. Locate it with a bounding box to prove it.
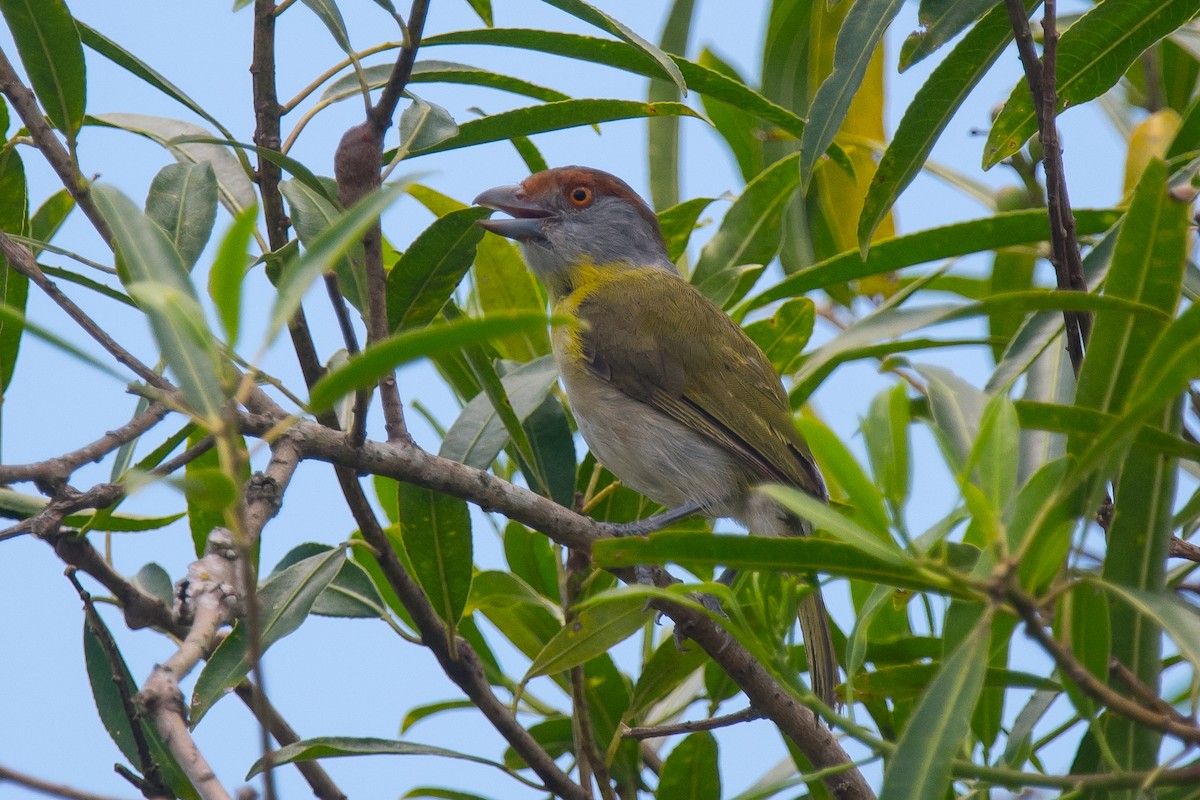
[716,567,738,587]
[601,500,704,538]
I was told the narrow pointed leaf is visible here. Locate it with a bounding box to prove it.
[539,0,686,94]
[247,737,525,782]
[861,0,1033,248]
[307,312,557,411]
[762,486,908,567]
[424,29,805,137]
[386,207,489,330]
[690,153,800,306]
[268,182,406,344]
[985,0,1200,167]
[398,483,472,631]
[208,204,258,346]
[524,593,651,679]
[0,148,28,394]
[0,0,85,137]
[879,617,991,800]
[191,548,344,725]
[647,0,697,211]
[300,0,353,53]
[800,0,905,189]
[658,732,720,800]
[742,208,1122,313]
[396,93,460,159]
[394,99,707,160]
[899,0,1004,69]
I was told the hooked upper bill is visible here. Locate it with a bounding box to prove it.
[473,184,554,241]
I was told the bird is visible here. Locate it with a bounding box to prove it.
[473,166,839,708]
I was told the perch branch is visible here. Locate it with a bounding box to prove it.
[623,707,764,740]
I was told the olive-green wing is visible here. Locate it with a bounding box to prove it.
[575,268,825,498]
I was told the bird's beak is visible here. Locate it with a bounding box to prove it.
[473,184,554,241]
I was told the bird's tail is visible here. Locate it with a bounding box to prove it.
[797,583,839,710]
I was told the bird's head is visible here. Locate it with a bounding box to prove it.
[473,166,675,296]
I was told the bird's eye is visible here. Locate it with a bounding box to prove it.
[568,186,592,207]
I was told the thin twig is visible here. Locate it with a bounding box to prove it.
[623,707,764,741]
[0,48,111,243]
[332,0,432,444]
[234,403,875,800]
[1170,537,1200,563]
[1004,581,1200,744]
[0,404,168,485]
[565,549,616,800]
[1002,0,1090,374]
[1109,657,1190,724]
[0,231,169,390]
[320,272,371,446]
[0,764,132,800]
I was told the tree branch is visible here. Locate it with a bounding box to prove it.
[0,47,111,244]
[0,404,168,486]
[1002,0,1090,374]
[0,231,170,390]
[1005,582,1200,744]
[235,409,874,800]
[138,529,244,800]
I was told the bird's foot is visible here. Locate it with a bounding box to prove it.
[672,587,728,649]
[600,501,704,538]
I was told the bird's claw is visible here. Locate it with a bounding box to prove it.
[672,589,728,650]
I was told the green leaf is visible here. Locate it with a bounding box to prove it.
[760,485,910,567]
[423,29,806,140]
[207,204,258,346]
[300,0,353,53]
[308,312,557,411]
[401,700,477,734]
[744,297,814,375]
[386,207,489,330]
[0,148,29,395]
[1013,401,1200,462]
[539,0,687,95]
[1075,160,1188,420]
[398,483,472,633]
[797,417,889,537]
[899,0,1004,69]
[1091,581,1200,671]
[627,637,709,721]
[145,162,218,271]
[862,384,911,509]
[984,0,1200,167]
[517,386,576,508]
[278,178,365,313]
[268,182,407,345]
[523,592,651,680]
[29,189,74,254]
[658,732,720,800]
[593,532,962,596]
[879,616,991,800]
[502,522,560,603]
[658,196,718,263]
[407,183,550,359]
[322,60,570,105]
[799,0,905,189]
[273,543,389,619]
[0,0,85,138]
[647,0,697,210]
[246,737,526,782]
[82,620,198,799]
[690,153,800,307]
[92,113,256,213]
[191,548,344,725]
[393,99,706,160]
[467,570,563,661]
[741,208,1122,313]
[440,356,559,468]
[860,0,1030,248]
[395,92,460,160]
[95,185,226,419]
